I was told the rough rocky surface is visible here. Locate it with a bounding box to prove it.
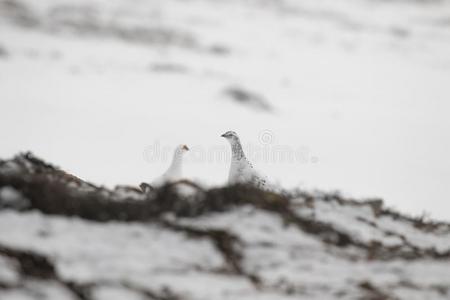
[0,153,449,300]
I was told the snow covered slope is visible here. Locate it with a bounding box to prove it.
[0,0,449,220]
[0,153,449,300]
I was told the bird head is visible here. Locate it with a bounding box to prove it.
[221,131,239,141]
[175,144,190,155]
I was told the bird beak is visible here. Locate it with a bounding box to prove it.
[221,133,227,138]
[182,145,189,151]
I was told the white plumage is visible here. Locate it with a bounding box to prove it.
[150,144,189,188]
[221,131,266,187]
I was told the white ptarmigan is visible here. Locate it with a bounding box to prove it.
[221,131,266,188]
[140,144,189,192]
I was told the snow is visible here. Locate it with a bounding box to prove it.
[0,0,449,222]
[295,197,450,252]
[2,200,449,299]
[0,211,224,284]
[177,206,450,297]
[0,151,449,299]
[0,186,29,209]
[0,282,76,300]
[91,286,145,300]
[0,256,19,286]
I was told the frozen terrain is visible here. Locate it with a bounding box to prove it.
[1,153,450,300]
[0,0,450,222]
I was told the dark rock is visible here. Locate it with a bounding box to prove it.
[223,86,272,112]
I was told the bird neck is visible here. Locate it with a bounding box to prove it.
[230,139,246,161]
[167,151,183,176]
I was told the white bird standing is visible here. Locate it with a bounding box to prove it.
[221,131,266,187]
[141,144,189,192]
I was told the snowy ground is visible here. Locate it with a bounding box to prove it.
[1,0,450,220]
[1,208,450,300]
[1,153,450,300]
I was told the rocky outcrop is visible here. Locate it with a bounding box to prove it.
[0,153,449,300]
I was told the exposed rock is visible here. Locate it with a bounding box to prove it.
[223,86,273,112]
[0,152,449,299]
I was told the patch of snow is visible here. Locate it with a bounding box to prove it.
[0,256,20,286]
[0,186,29,210]
[0,211,223,283]
[91,285,145,300]
[0,281,76,300]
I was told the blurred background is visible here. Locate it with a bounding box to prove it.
[1,0,449,220]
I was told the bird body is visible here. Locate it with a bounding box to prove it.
[142,144,189,192]
[221,131,266,187]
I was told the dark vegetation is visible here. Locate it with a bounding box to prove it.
[0,0,229,55]
[0,243,182,300]
[0,44,8,57]
[223,86,273,112]
[1,152,450,299]
[150,63,189,74]
[1,152,449,259]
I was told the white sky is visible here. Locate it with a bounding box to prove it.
[1,0,450,221]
